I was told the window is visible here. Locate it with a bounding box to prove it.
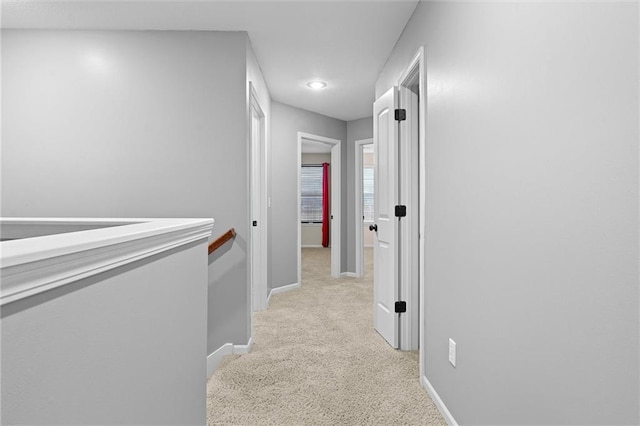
[362,145,375,221]
[301,165,323,222]
[363,166,374,221]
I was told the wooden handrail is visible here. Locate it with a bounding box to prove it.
[208,228,236,255]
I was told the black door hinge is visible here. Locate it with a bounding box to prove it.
[395,109,406,121]
[395,205,406,217]
[395,301,407,313]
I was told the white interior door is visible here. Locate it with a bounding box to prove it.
[250,103,263,312]
[372,87,400,348]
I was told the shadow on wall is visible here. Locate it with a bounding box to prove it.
[208,240,233,264]
[208,231,245,265]
[206,234,248,351]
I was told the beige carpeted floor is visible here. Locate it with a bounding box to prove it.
[206,248,446,425]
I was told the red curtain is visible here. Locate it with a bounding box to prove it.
[321,162,330,247]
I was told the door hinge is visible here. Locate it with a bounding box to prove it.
[395,109,406,121]
[395,205,406,217]
[395,301,407,313]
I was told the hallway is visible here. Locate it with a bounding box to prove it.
[206,248,445,425]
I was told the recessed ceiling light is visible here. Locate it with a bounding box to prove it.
[307,81,327,90]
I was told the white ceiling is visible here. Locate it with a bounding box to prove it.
[1,0,419,121]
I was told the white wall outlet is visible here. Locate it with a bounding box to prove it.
[449,338,457,367]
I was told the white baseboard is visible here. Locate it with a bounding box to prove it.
[207,337,254,378]
[420,375,458,426]
[233,337,253,354]
[206,343,233,378]
[301,244,323,248]
[268,282,300,300]
[341,272,358,278]
[266,282,299,308]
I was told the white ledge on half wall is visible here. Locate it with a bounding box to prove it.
[0,217,214,306]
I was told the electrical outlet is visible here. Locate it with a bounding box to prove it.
[449,338,456,367]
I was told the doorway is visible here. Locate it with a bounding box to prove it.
[395,45,428,396]
[397,47,424,356]
[354,138,374,278]
[398,66,420,352]
[249,83,268,313]
[371,48,423,353]
[297,132,341,283]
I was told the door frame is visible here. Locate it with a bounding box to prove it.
[297,132,342,282]
[396,48,425,363]
[249,82,268,313]
[354,138,374,277]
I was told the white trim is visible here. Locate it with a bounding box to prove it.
[206,338,254,378]
[354,138,374,278]
[329,144,341,278]
[233,336,253,355]
[396,47,426,362]
[207,343,233,378]
[301,244,324,248]
[248,82,268,316]
[268,282,300,300]
[341,272,358,278]
[298,132,341,146]
[297,132,342,283]
[0,218,214,306]
[418,46,427,377]
[398,85,419,351]
[420,375,458,426]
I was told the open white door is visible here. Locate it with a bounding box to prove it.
[372,87,400,348]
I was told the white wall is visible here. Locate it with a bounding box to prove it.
[0,29,259,359]
[301,225,322,247]
[346,117,373,272]
[269,102,347,289]
[377,2,639,424]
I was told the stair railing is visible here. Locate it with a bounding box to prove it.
[208,228,236,255]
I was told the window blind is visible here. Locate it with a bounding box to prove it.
[363,166,374,221]
[301,165,323,222]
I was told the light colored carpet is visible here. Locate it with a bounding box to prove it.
[206,248,445,425]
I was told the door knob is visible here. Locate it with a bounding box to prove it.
[369,224,378,232]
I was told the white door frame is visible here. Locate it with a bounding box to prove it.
[249,82,268,313]
[354,138,374,277]
[297,132,342,282]
[396,48,425,362]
